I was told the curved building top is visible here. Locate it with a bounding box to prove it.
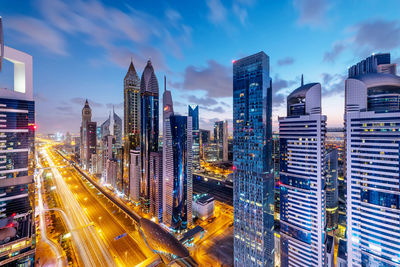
[287,82,321,116]
[140,60,159,95]
[351,72,400,88]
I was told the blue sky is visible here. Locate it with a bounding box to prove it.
[1,0,400,134]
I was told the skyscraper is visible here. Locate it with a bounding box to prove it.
[189,105,200,170]
[214,120,228,162]
[86,121,97,170]
[124,60,141,149]
[279,80,327,266]
[101,109,122,148]
[325,148,339,232]
[0,19,36,265]
[124,60,141,199]
[233,51,274,266]
[199,129,210,160]
[80,99,92,168]
[345,54,400,266]
[163,115,193,230]
[140,60,159,212]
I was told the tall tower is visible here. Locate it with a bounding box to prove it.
[188,105,200,170]
[279,81,327,266]
[0,17,36,265]
[233,52,274,266]
[140,60,159,212]
[80,99,92,169]
[345,54,400,266]
[214,120,228,161]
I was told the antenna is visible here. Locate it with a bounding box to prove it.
[301,74,304,86]
[164,75,166,92]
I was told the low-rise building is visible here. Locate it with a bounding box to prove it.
[193,194,215,220]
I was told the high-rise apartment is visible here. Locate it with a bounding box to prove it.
[86,121,97,171]
[140,60,159,212]
[345,54,400,266]
[279,80,327,266]
[189,105,200,170]
[214,120,228,162]
[325,148,338,232]
[0,18,36,265]
[233,51,274,266]
[80,99,92,168]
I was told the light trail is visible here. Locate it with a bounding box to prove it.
[36,165,65,267]
[43,146,115,267]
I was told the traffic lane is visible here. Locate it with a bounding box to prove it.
[63,167,148,265]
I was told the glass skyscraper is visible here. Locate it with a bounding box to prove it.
[188,105,200,170]
[140,60,159,213]
[279,81,327,266]
[233,51,274,266]
[345,54,400,266]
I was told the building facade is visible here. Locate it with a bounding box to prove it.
[80,100,92,168]
[140,60,159,212]
[86,121,97,171]
[189,105,200,170]
[279,81,327,267]
[325,148,339,232]
[163,115,193,230]
[214,120,228,162]
[0,22,36,265]
[233,51,274,266]
[345,54,400,266]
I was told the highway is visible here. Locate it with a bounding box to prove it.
[42,144,153,266]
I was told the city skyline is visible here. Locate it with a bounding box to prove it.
[1,0,400,133]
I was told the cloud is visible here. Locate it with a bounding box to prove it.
[180,60,232,98]
[293,0,330,27]
[34,93,49,102]
[206,0,227,23]
[233,4,248,25]
[321,73,346,96]
[323,42,346,62]
[6,16,67,55]
[70,98,103,108]
[352,19,400,52]
[272,75,297,107]
[187,95,219,106]
[277,57,295,66]
[201,105,226,113]
[106,102,124,109]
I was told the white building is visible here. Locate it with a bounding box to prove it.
[193,194,215,220]
[129,149,140,203]
[345,55,400,266]
[278,80,327,266]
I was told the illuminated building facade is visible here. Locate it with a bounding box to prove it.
[233,51,274,266]
[140,60,159,212]
[279,81,327,266]
[325,148,338,232]
[345,54,400,266]
[188,105,200,170]
[214,120,228,162]
[0,18,36,265]
[80,100,92,169]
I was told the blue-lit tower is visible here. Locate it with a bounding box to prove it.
[188,105,200,170]
[233,51,274,266]
[140,60,159,213]
[279,80,327,266]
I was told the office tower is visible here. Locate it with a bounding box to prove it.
[86,121,97,170]
[199,129,210,160]
[80,99,92,168]
[214,120,228,162]
[345,54,400,266]
[103,135,116,185]
[163,115,193,230]
[189,105,200,170]
[0,20,36,265]
[124,60,141,148]
[272,134,280,222]
[233,51,274,266]
[150,151,163,222]
[101,109,122,148]
[129,150,140,202]
[140,60,159,212]
[348,53,396,78]
[325,148,338,232]
[65,131,72,146]
[279,80,327,266]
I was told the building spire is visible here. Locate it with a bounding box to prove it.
[164,75,166,93]
[301,74,304,87]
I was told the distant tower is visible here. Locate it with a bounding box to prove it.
[81,99,92,169]
[214,120,228,161]
[140,60,160,213]
[188,105,200,170]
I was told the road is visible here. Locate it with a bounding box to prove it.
[42,144,153,266]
